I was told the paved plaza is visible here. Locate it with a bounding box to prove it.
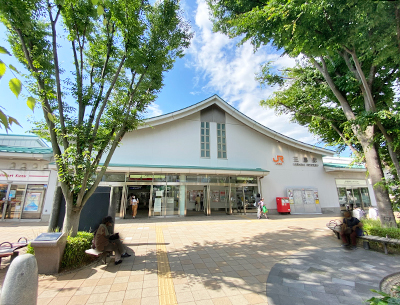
[0,214,399,305]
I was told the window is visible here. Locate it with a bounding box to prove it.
[217,123,226,158]
[201,122,210,158]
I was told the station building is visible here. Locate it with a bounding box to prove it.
[0,95,376,223]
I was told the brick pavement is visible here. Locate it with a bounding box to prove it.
[0,214,397,305]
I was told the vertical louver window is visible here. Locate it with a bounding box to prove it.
[217,123,226,158]
[201,122,210,158]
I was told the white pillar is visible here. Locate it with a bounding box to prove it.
[179,175,186,216]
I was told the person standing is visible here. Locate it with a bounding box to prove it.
[130,195,139,218]
[200,194,204,211]
[259,198,268,219]
[195,194,201,211]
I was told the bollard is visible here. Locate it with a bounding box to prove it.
[0,254,38,305]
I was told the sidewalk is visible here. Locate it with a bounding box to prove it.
[0,214,398,305]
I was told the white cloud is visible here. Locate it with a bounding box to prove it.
[144,103,163,118]
[187,0,322,146]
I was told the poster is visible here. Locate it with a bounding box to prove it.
[293,190,303,204]
[314,191,319,204]
[220,191,226,201]
[9,190,16,199]
[190,191,197,202]
[154,198,162,212]
[212,191,219,202]
[24,192,41,212]
[287,189,294,204]
[305,190,314,204]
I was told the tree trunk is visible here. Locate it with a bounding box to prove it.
[62,198,82,237]
[47,186,62,233]
[358,127,396,227]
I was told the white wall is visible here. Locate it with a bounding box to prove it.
[41,170,58,221]
[109,108,370,212]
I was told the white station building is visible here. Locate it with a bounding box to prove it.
[0,95,376,222]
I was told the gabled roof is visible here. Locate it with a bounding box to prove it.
[142,95,334,156]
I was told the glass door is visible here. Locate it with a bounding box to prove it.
[5,184,26,219]
[360,188,371,209]
[236,187,245,213]
[0,184,8,219]
[21,184,46,219]
[151,185,166,216]
[166,185,179,216]
[353,188,362,209]
[346,188,355,210]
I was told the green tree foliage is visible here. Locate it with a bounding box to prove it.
[208,0,400,226]
[0,0,192,235]
[0,46,23,131]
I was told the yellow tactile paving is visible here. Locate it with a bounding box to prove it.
[156,226,177,305]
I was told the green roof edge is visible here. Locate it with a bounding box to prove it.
[323,163,365,169]
[105,163,269,172]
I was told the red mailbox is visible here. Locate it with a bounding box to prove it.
[276,197,291,214]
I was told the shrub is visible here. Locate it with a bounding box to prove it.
[363,219,400,238]
[26,243,34,255]
[61,231,95,270]
[366,287,400,304]
[361,218,400,254]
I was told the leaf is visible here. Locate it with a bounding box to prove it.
[0,61,5,79]
[91,0,98,4]
[0,46,11,56]
[9,78,22,98]
[9,64,19,74]
[0,110,9,130]
[97,5,104,16]
[8,116,21,127]
[103,19,108,26]
[47,112,55,122]
[27,97,36,112]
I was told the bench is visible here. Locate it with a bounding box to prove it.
[85,248,111,264]
[358,235,400,255]
[0,238,29,267]
[326,220,342,239]
[327,220,400,255]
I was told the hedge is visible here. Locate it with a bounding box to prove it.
[61,231,95,270]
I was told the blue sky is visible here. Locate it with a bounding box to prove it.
[0,0,344,155]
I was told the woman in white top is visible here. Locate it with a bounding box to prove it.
[130,195,139,218]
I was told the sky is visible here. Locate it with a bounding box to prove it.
[0,0,345,155]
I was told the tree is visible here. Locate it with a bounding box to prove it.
[0,0,192,236]
[208,0,399,226]
[0,46,23,131]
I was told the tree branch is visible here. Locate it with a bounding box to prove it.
[86,55,126,157]
[307,55,356,121]
[48,1,69,149]
[86,24,116,134]
[330,123,362,159]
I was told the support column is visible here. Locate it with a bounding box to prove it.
[179,175,186,216]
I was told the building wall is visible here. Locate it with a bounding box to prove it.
[109,109,371,214]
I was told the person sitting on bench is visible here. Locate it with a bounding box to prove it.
[340,211,363,250]
[94,216,131,265]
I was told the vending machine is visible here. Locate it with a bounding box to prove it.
[276,197,291,214]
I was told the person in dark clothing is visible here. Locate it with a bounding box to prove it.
[340,211,363,249]
[94,216,132,265]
